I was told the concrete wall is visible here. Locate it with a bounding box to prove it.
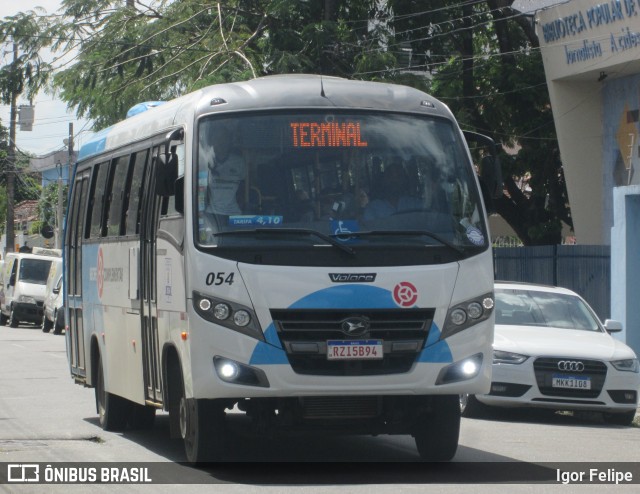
[611,186,640,354]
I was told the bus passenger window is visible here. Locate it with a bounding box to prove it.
[89,162,110,238]
[106,156,130,237]
[124,150,148,235]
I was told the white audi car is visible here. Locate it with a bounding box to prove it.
[460,282,640,425]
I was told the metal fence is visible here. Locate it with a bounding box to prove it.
[493,245,611,320]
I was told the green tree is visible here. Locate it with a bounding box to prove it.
[0,126,41,234]
[38,181,68,233]
[388,0,571,244]
[0,9,54,246]
[47,0,569,244]
[51,0,401,129]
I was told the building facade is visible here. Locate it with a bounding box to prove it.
[535,0,640,352]
[536,0,640,244]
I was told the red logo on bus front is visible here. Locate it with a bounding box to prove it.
[97,247,104,299]
[393,282,418,307]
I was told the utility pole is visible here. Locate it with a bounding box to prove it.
[5,42,18,254]
[68,122,74,184]
[56,163,63,249]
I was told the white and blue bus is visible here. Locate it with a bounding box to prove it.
[65,75,498,462]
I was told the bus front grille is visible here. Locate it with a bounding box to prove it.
[300,396,381,419]
[270,308,434,376]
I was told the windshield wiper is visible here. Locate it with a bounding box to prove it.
[214,228,356,255]
[330,230,465,255]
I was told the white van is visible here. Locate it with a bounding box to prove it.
[0,251,57,327]
[42,257,64,334]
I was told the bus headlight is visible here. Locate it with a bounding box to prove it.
[213,303,231,320]
[193,292,264,341]
[441,293,494,340]
[233,310,251,327]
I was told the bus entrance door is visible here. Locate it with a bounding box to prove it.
[140,148,163,404]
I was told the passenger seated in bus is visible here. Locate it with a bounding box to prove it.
[201,126,246,216]
[363,162,422,219]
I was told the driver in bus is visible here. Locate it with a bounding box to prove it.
[363,161,422,219]
[204,126,246,216]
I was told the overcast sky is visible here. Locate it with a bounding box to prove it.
[1,0,92,157]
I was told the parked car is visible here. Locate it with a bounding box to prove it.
[460,281,640,425]
[0,251,55,327]
[42,257,64,334]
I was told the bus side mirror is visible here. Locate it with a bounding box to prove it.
[480,154,503,200]
[175,176,184,215]
[156,127,184,197]
[156,153,179,196]
[462,130,503,213]
[9,274,15,286]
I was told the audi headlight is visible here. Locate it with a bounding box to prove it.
[493,350,529,365]
[193,291,263,341]
[441,293,494,339]
[611,358,640,373]
[18,295,37,305]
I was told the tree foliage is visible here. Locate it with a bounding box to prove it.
[11,0,571,245]
[38,181,68,230]
[388,0,571,244]
[0,9,53,103]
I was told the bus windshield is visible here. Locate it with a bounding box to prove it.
[196,112,487,254]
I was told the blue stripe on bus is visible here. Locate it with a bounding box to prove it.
[417,323,453,363]
[78,127,112,160]
[249,285,452,365]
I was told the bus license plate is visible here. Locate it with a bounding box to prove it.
[552,374,591,390]
[327,340,383,360]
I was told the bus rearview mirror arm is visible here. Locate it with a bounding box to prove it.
[462,130,503,201]
[156,128,184,197]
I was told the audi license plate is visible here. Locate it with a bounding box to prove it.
[327,340,383,360]
[552,374,591,389]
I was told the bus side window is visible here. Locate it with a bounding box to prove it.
[89,162,110,238]
[106,155,131,237]
[124,150,149,236]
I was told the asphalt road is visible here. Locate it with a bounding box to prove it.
[1,322,640,493]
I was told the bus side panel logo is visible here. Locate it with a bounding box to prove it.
[329,273,377,283]
[393,281,418,307]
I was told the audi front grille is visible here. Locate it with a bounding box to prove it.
[533,357,607,398]
[270,308,434,376]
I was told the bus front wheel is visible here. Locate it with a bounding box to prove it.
[179,390,226,464]
[95,353,131,431]
[413,395,461,461]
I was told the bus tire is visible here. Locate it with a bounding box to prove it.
[413,395,460,461]
[95,353,131,431]
[459,394,490,418]
[179,387,226,464]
